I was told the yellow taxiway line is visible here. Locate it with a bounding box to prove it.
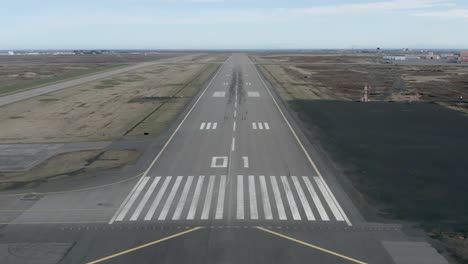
[86,226,203,264]
[256,226,368,264]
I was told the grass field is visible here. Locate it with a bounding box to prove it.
[0,53,181,96]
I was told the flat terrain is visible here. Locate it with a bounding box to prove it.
[0,53,226,190]
[0,53,187,96]
[0,56,221,143]
[0,53,443,264]
[253,54,468,113]
[254,53,468,263]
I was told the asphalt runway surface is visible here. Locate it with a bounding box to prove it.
[0,54,448,263]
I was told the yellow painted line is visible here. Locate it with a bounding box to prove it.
[86,226,203,264]
[256,226,368,264]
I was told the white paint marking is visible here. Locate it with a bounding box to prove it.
[302,176,329,221]
[206,122,212,130]
[158,176,183,220]
[247,91,260,97]
[252,123,257,130]
[110,57,228,224]
[291,176,315,221]
[200,123,206,130]
[280,176,301,220]
[234,101,238,108]
[212,122,217,130]
[258,122,263,130]
[211,156,228,168]
[237,175,244,219]
[116,177,149,221]
[231,137,235,152]
[108,176,146,224]
[130,177,161,221]
[242,156,249,168]
[201,176,215,220]
[251,57,352,226]
[172,176,194,220]
[213,91,226,97]
[259,176,273,220]
[187,176,205,220]
[248,175,259,220]
[144,177,172,221]
[233,121,236,131]
[270,176,287,220]
[314,176,344,221]
[234,110,237,118]
[215,175,227,219]
[264,122,270,130]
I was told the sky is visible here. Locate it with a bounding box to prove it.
[1,0,467,50]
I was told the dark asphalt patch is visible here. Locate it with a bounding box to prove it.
[289,100,468,230]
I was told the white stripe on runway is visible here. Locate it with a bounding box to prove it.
[258,122,264,130]
[280,176,301,220]
[187,176,205,220]
[115,177,150,221]
[201,176,215,220]
[237,175,244,219]
[144,177,172,221]
[172,176,194,220]
[248,175,259,220]
[303,176,329,221]
[158,176,183,220]
[231,137,235,152]
[233,121,236,131]
[212,122,217,130]
[252,123,257,130]
[215,175,226,219]
[200,123,206,130]
[270,176,287,220]
[259,176,273,220]
[130,177,161,221]
[234,110,237,118]
[291,176,315,221]
[264,122,270,130]
[206,122,212,130]
[314,176,344,221]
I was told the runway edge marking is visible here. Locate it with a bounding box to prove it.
[249,57,352,226]
[108,57,230,224]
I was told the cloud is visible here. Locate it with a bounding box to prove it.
[414,8,468,18]
[288,0,455,15]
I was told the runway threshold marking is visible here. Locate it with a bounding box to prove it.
[86,227,203,264]
[109,57,229,224]
[250,57,352,226]
[255,227,368,264]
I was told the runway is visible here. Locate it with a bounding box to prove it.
[0,54,448,264]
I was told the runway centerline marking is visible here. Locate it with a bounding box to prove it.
[231,137,236,152]
[256,227,368,264]
[86,227,203,264]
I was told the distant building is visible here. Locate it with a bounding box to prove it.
[459,52,468,63]
[383,55,406,61]
[421,52,440,60]
[8,51,14,55]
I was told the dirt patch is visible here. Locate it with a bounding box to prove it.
[253,54,468,113]
[0,57,222,143]
[0,149,140,190]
